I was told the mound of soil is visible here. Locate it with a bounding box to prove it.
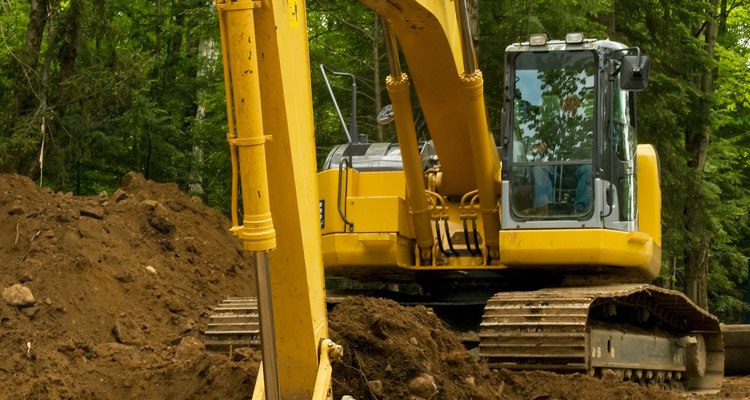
[0,172,740,400]
[329,296,498,399]
[0,173,258,399]
[328,296,685,400]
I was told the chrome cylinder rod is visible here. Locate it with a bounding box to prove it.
[457,0,476,74]
[255,251,280,400]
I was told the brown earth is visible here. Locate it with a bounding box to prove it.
[0,172,745,400]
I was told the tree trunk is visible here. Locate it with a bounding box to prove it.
[683,0,719,310]
[22,0,50,72]
[16,0,51,113]
[58,0,82,82]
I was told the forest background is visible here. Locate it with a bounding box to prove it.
[0,0,748,321]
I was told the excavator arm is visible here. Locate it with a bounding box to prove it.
[215,0,339,399]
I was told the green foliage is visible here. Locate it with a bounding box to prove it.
[308,0,398,163]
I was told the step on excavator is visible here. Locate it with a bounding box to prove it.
[209,0,724,398]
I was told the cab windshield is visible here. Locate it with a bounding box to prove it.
[510,51,596,219]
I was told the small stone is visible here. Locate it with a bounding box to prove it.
[44,297,52,305]
[341,396,356,400]
[115,271,135,283]
[121,172,146,188]
[409,337,419,346]
[601,368,621,383]
[112,318,144,345]
[3,284,36,307]
[384,363,393,373]
[173,336,205,362]
[80,205,105,219]
[232,347,254,362]
[78,218,106,240]
[180,319,195,334]
[165,297,186,313]
[148,214,174,234]
[465,376,475,386]
[94,342,131,358]
[8,204,25,216]
[57,339,76,353]
[112,189,128,203]
[141,200,159,210]
[21,307,39,319]
[56,209,77,223]
[407,373,438,399]
[17,270,33,283]
[145,266,157,274]
[167,201,185,212]
[367,380,384,397]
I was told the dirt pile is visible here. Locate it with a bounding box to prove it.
[0,173,257,399]
[329,296,498,399]
[328,296,687,400]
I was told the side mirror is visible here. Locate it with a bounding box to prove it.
[620,55,649,91]
[376,104,394,126]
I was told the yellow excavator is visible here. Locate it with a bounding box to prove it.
[211,0,724,398]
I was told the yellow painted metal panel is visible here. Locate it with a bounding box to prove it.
[318,169,411,236]
[499,229,659,279]
[636,144,662,248]
[347,197,414,237]
[321,233,414,268]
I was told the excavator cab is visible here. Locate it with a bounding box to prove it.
[502,34,646,229]
[499,35,661,282]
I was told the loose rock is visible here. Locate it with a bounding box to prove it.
[232,347,254,362]
[17,270,33,283]
[367,380,384,397]
[3,284,36,307]
[21,306,39,319]
[122,171,146,188]
[80,205,105,219]
[112,188,129,203]
[141,200,159,210]
[113,318,144,345]
[173,336,205,362]
[407,373,438,399]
